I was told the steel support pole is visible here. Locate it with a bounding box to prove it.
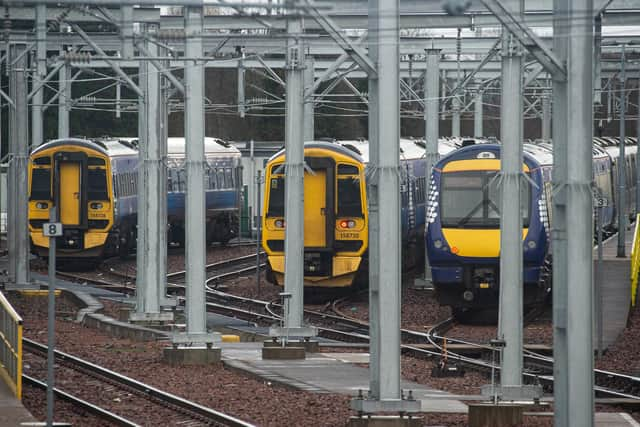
[617,44,626,258]
[57,58,70,138]
[541,91,551,142]
[183,7,209,340]
[121,6,134,59]
[423,48,440,286]
[637,66,640,214]
[283,16,305,330]
[451,96,461,137]
[367,0,381,398]
[159,46,171,307]
[566,0,594,422]
[552,0,569,422]
[7,43,30,287]
[368,0,405,406]
[133,26,171,322]
[498,29,524,394]
[238,52,245,118]
[473,87,483,138]
[593,16,602,106]
[32,4,46,148]
[303,55,315,141]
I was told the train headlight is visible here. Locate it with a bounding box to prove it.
[90,202,103,209]
[275,219,285,228]
[527,240,537,249]
[35,202,48,209]
[434,239,443,249]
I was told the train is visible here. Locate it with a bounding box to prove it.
[261,137,463,289]
[28,137,242,261]
[426,137,637,318]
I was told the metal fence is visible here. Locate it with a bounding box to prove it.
[0,291,23,399]
[631,214,640,308]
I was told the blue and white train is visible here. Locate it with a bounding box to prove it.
[425,138,636,317]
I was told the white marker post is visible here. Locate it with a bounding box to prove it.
[43,208,62,427]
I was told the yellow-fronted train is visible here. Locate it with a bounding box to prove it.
[28,137,242,262]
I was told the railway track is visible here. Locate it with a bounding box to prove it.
[23,338,254,427]
[44,251,640,403]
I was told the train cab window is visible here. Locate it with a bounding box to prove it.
[88,169,109,200]
[88,157,106,166]
[441,171,530,228]
[338,165,359,175]
[30,168,51,200]
[337,177,363,217]
[267,176,285,216]
[32,156,51,165]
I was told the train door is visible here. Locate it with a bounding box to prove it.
[59,162,81,225]
[54,152,87,229]
[303,157,335,251]
[304,169,327,247]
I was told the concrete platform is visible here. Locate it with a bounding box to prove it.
[594,231,634,349]
[0,380,37,426]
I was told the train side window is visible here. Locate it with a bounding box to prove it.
[226,168,233,188]
[217,168,225,189]
[30,168,51,200]
[337,177,363,217]
[88,169,109,200]
[267,177,285,216]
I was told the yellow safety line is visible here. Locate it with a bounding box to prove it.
[16,325,22,399]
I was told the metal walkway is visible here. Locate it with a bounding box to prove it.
[594,231,634,349]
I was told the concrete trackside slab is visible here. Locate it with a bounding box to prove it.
[219,342,469,413]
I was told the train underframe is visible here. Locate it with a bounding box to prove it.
[433,263,550,317]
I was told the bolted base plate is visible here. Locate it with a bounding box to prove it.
[129,311,174,323]
[171,331,221,346]
[262,342,306,360]
[163,346,221,365]
[263,339,319,353]
[481,384,543,401]
[351,398,421,413]
[269,325,318,338]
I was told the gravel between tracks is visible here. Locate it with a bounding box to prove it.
[13,254,640,425]
[9,291,564,426]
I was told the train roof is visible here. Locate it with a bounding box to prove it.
[166,137,241,157]
[268,138,460,165]
[31,138,137,157]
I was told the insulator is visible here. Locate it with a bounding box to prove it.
[157,28,185,41]
[65,51,92,64]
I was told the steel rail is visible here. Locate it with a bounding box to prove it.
[23,338,255,427]
[23,374,140,427]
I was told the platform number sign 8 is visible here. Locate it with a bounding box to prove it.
[43,222,63,237]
